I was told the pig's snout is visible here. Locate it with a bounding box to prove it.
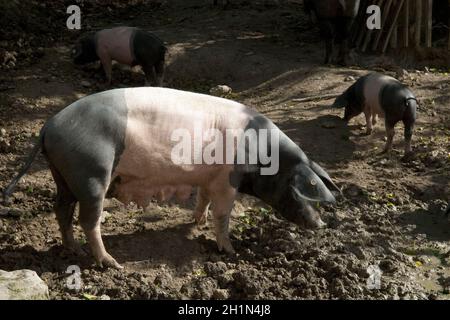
[296,205,327,229]
[300,215,327,229]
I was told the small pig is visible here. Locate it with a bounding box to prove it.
[332,72,418,156]
[304,0,360,64]
[72,26,166,86]
[3,88,340,269]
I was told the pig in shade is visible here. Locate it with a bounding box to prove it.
[72,26,166,86]
[304,0,360,65]
[332,72,418,157]
[3,88,340,269]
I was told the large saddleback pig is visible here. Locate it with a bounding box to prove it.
[72,26,166,86]
[304,0,360,64]
[3,88,340,269]
[332,73,418,156]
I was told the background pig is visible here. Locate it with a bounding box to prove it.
[213,0,229,7]
[3,87,340,269]
[304,0,360,65]
[332,72,418,157]
[72,26,166,86]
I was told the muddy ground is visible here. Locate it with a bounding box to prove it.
[0,1,449,300]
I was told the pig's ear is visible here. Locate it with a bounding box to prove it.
[309,160,342,195]
[289,184,335,204]
[331,93,348,108]
[290,164,336,203]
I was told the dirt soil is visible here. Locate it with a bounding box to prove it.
[0,0,449,300]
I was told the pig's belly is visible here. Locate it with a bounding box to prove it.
[111,156,228,207]
[363,74,394,118]
[109,47,134,65]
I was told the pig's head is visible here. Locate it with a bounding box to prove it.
[276,161,338,228]
[236,153,340,230]
[234,115,341,230]
[332,88,362,123]
[72,34,98,65]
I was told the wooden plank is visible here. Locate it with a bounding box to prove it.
[415,0,422,47]
[361,0,385,51]
[382,0,405,52]
[372,0,393,51]
[352,0,368,44]
[425,0,433,47]
[390,23,398,48]
[403,0,409,47]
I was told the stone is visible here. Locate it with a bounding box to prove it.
[212,288,229,300]
[0,269,49,300]
[344,76,355,82]
[209,85,232,97]
[100,211,111,224]
[81,80,92,88]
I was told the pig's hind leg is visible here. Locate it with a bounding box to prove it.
[141,62,157,87]
[402,112,415,157]
[382,120,396,154]
[75,175,123,269]
[50,165,80,255]
[319,21,334,64]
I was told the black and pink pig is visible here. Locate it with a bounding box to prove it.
[332,72,418,157]
[72,26,166,86]
[3,87,340,269]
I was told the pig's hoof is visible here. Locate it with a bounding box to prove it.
[97,254,123,270]
[217,237,235,255]
[313,219,327,229]
[401,152,414,162]
[379,150,390,156]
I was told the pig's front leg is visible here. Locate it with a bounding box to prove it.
[141,62,156,87]
[98,51,113,85]
[79,192,123,269]
[210,186,237,254]
[193,187,210,225]
[364,111,373,135]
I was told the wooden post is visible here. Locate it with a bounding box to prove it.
[372,0,393,51]
[382,0,405,53]
[402,0,409,47]
[415,0,422,48]
[425,0,433,47]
